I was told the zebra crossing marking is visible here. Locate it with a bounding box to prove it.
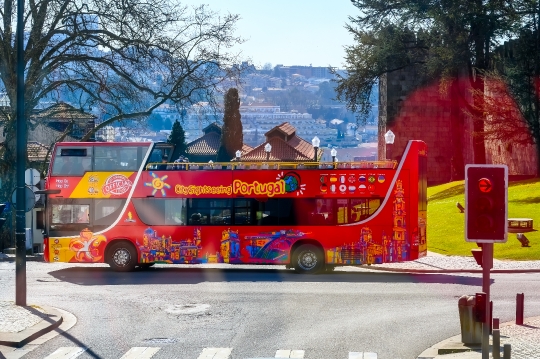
[41,345,378,359]
[349,353,378,359]
[275,349,305,358]
[120,347,161,359]
[43,347,86,359]
[197,347,232,359]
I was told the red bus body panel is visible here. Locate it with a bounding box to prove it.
[44,140,427,267]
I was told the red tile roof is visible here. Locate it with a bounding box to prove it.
[243,122,322,162]
[32,102,96,120]
[242,136,320,162]
[265,122,296,138]
[241,144,253,154]
[28,142,51,162]
[185,131,221,155]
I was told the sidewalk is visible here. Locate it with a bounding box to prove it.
[369,251,540,274]
[0,301,63,348]
[417,316,540,358]
[0,301,77,359]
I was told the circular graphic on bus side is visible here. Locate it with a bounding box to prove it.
[283,172,300,192]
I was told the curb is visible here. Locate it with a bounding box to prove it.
[367,266,540,274]
[0,305,63,348]
[416,334,480,359]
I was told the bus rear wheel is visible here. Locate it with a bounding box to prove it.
[108,241,137,272]
[293,244,324,274]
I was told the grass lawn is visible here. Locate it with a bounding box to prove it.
[427,178,540,260]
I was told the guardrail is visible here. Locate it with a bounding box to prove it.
[146,160,398,171]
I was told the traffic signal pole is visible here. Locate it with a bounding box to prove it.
[465,164,507,359]
[15,0,27,306]
[482,243,493,359]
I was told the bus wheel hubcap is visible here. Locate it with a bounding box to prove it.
[299,252,316,270]
[113,249,131,267]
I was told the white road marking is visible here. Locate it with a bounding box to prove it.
[44,347,86,359]
[197,347,232,359]
[119,347,161,359]
[275,349,305,358]
[349,353,378,359]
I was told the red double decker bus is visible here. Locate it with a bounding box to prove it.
[42,140,427,273]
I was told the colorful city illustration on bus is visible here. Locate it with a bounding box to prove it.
[129,179,422,266]
[53,175,426,266]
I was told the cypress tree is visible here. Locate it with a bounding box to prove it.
[217,88,243,161]
[168,119,187,157]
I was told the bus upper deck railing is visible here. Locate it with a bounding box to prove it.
[146,160,398,171]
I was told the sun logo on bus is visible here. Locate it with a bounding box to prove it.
[144,172,171,196]
[276,171,306,196]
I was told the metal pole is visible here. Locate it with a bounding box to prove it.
[516,293,524,325]
[482,243,493,359]
[503,344,511,359]
[492,328,500,359]
[493,317,500,359]
[15,0,27,306]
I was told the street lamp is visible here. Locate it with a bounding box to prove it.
[264,143,272,161]
[331,147,337,162]
[384,130,395,160]
[311,136,320,161]
[331,147,337,168]
[235,150,242,161]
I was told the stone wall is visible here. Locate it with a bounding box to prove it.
[379,69,475,184]
[379,67,537,183]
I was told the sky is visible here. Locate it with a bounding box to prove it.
[180,0,359,69]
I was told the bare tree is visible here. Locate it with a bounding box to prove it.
[0,0,243,186]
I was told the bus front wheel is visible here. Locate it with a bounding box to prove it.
[293,244,324,274]
[107,241,137,272]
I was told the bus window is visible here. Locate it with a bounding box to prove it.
[94,146,143,172]
[187,199,232,225]
[133,198,165,225]
[254,198,296,226]
[278,198,295,225]
[296,198,334,225]
[350,198,381,222]
[256,199,279,225]
[165,199,187,225]
[51,147,92,176]
[133,198,186,226]
[118,147,141,170]
[52,204,90,224]
[336,199,348,224]
[94,199,126,230]
[234,199,253,225]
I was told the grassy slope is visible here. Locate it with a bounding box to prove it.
[427,179,540,260]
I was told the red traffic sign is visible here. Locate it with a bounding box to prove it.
[478,178,492,193]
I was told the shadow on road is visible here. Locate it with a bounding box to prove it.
[46,266,489,287]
